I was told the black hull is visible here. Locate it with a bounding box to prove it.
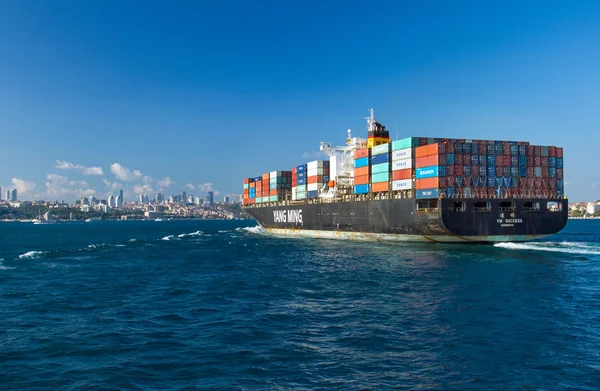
[242,198,568,243]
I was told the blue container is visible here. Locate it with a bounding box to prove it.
[557,179,564,189]
[556,158,563,169]
[510,145,518,155]
[495,177,505,188]
[487,177,495,187]
[254,177,262,183]
[455,176,463,187]
[519,145,527,156]
[487,166,495,176]
[503,166,511,177]
[416,189,439,199]
[446,153,455,165]
[354,184,370,194]
[519,156,527,166]
[471,154,479,165]
[479,166,487,176]
[296,164,306,172]
[510,156,518,166]
[487,155,496,165]
[371,153,389,165]
[471,143,479,154]
[249,189,256,197]
[444,187,455,198]
[549,167,556,178]
[511,177,519,188]
[556,189,564,197]
[495,144,503,154]
[548,157,556,168]
[354,157,369,168]
[297,177,306,185]
[416,166,439,179]
[307,190,319,198]
[520,167,527,177]
[297,171,305,179]
[464,165,472,176]
[510,167,519,177]
[487,144,495,154]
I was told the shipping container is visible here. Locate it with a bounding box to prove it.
[415,143,445,158]
[392,148,412,161]
[371,153,389,165]
[415,154,446,168]
[391,179,412,191]
[307,167,329,176]
[392,137,419,151]
[416,189,439,199]
[392,169,412,181]
[371,182,389,192]
[354,184,370,194]
[307,183,325,191]
[354,175,369,185]
[307,190,319,199]
[307,176,328,184]
[416,177,439,190]
[354,149,370,159]
[391,159,412,171]
[371,172,390,183]
[354,157,369,168]
[354,166,370,177]
[371,163,390,174]
[307,160,329,170]
[371,143,390,155]
[416,166,440,179]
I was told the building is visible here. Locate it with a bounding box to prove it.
[144,210,162,219]
[108,195,114,208]
[139,194,144,204]
[5,190,9,201]
[223,195,230,203]
[181,191,187,204]
[115,195,122,208]
[119,189,124,203]
[586,202,599,215]
[156,193,164,203]
[11,189,17,202]
[208,191,214,205]
[0,185,2,200]
[88,196,95,206]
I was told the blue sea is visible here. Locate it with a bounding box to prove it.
[1,219,599,390]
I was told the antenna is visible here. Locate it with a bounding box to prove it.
[365,108,375,132]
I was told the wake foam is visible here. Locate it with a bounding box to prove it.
[18,250,46,260]
[161,235,176,241]
[177,230,203,238]
[0,260,15,270]
[494,241,600,255]
[236,226,267,235]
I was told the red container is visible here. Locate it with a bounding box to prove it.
[371,182,390,192]
[464,153,471,164]
[495,166,502,176]
[445,142,455,153]
[416,143,445,158]
[534,178,542,187]
[541,178,549,188]
[557,168,563,178]
[438,177,447,187]
[249,198,255,204]
[354,148,370,159]
[549,146,556,157]
[455,154,463,165]
[557,147,563,158]
[416,154,440,168]
[542,167,549,177]
[446,176,455,187]
[534,156,541,166]
[479,143,486,154]
[527,167,534,177]
[392,169,412,181]
[354,166,370,177]
[541,157,548,167]
[503,143,511,155]
[417,177,439,190]
[270,189,277,196]
[472,165,479,175]
[455,165,464,176]
[549,179,557,189]
[354,175,369,185]
[243,178,252,184]
[534,146,542,156]
[250,182,255,188]
[446,165,455,176]
[504,156,512,166]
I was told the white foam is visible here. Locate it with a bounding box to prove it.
[0,260,15,270]
[18,250,46,259]
[128,238,137,242]
[239,226,267,235]
[161,235,175,241]
[177,230,204,238]
[494,241,600,255]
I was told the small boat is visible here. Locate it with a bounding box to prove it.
[154,218,163,222]
[85,217,102,222]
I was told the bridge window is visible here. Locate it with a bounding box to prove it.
[547,202,562,212]
[451,201,466,212]
[500,201,516,211]
[523,201,541,211]
[417,200,438,211]
[474,201,491,211]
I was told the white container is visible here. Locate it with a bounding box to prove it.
[392,148,412,161]
[291,186,297,201]
[307,160,326,170]
[392,179,413,191]
[270,170,281,177]
[392,158,412,171]
[307,167,328,177]
[296,184,306,192]
[307,183,325,191]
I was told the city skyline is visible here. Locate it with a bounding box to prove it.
[1,2,599,201]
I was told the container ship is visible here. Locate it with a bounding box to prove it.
[241,110,568,243]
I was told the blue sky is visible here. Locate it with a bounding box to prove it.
[0,1,599,202]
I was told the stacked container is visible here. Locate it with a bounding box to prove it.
[391,137,414,192]
[415,144,447,199]
[354,148,370,194]
[269,171,292,202]
[370,143,390,192]
[295,164,307,200]
[306,160,330,198]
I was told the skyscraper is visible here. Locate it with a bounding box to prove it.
[181,191,187,204]
[11,189,17,202]
[119,189,124,204]
[6,190,10,201]
[208,191,214,205]
[108,195,114,208]
[223,196,229,203]
[156,193,164,203]
[0,186,2,200]
[115,195,122,208]
[139,194,144,204]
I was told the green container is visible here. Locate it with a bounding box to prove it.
[371,143,390,155]
[371,162,389,174]
[243,184,249,189]
[256,197,263,203]
[392,137,419,151]
[371,172,390,183]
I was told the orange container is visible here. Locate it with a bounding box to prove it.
[270,189,277,196]
[262,173,269,180]
[354,166,370,177]
[354,148,370,159]
[354,175,369,185]
[415,155,439,168]
[416,177,439,190]
[392,169,412,181]
[415,143,439,158]
[243,199,249,205]
[248,198,255,204]
[308,175,326,184]
[243,189,249,196]
[371,182,389,192]
[250,183,255,188]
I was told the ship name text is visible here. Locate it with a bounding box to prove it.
[273,209,303,225]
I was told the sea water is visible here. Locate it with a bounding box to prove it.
[1,219,599,389]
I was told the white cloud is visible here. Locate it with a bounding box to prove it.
[110,163,144,182]
[134,184,153,195]
[197,182,216,193]
[55,160,104,176]
[35,174,96,201]
[11,178,37,199]
[302,151,325,159]
[157,177,174,188]
[186,183,195,190]
[592,183,598,188]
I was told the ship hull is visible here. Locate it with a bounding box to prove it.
[242,198,568,243]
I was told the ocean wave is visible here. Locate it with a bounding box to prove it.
[128,238,137,242]
[177,230,204,238]
[494,241,600,255]
[236,226,266,235]
[18,250,46,260]
[87,243,107,249]
[0,260,15,270]
[161,235,176,241]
